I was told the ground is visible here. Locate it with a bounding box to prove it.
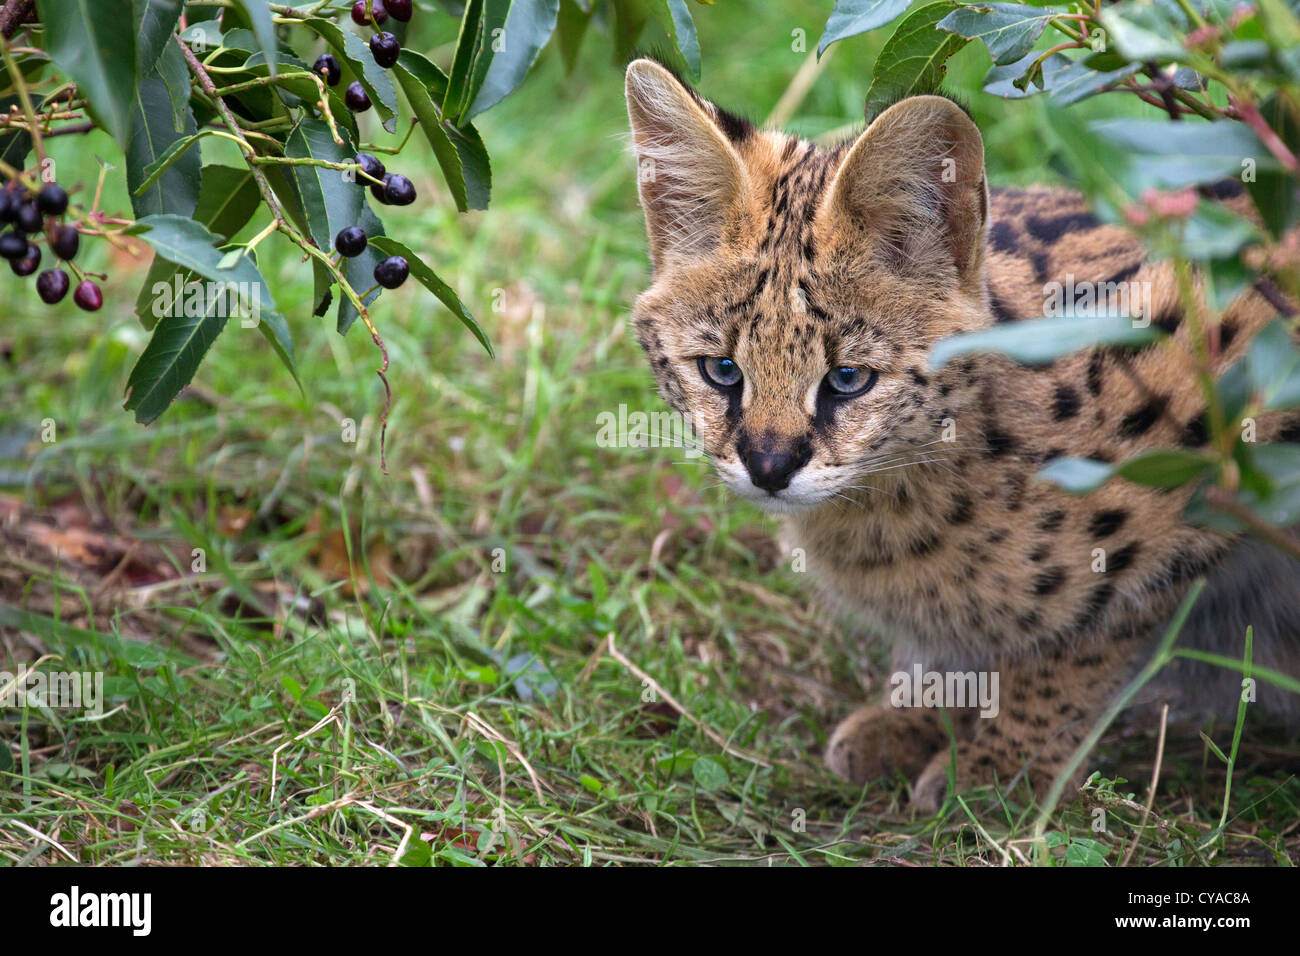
[1,1,1296,865]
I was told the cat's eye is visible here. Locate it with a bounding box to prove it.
[825,366,878,397]
[699,356,742,389]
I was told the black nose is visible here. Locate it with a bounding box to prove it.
[738,434,811,493]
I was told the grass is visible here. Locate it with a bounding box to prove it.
[1,1,1297,866]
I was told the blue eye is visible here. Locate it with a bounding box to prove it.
[825,366,877,396]
[700,356,742,388]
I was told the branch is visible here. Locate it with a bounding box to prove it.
[0,0,35,40]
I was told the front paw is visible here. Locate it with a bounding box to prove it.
[824,704,954,784]
[912,745,1077,813]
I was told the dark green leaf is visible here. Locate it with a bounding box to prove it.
[817,0,911,55]
[929,314,1164,369]
[1246,320,1300,411]
[1097,5,1185,62]
[286,118,362,261]
[466,0,560,119]
[864,2,966,117]
[1116,449,1215,488]
[556,0,593,74]
[370,236,492,355]
[443,0,484,118]
[35,0,138,142]
[1048,58,1140,106]
[230,0,279,77]
[126,70,200,219]
[397,49,491,210]
[135,0,182,74]
[155,38,191,133]
[1090,119,1279,191]
[337,203,387,335]
[937,3,1055,65]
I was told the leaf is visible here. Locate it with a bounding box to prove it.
[126,69,200,219]
[134,165,263,329]
[443,0,484,118]
[466,0,560,119]
[1144,200,1261,262]
[337,203,387,335]
[1049,58,1140,106]
[691,755,729,791]
[155,37,192,134]
[1090,119,1279,192]
[556,0,593,74]
[1097,5,1186,63]
[395,52,472,211]
[134,0,182,74]
[983,51,1072,99]
[1115,449,1215,489]
[1187,444,1300,530]
[124,215,288,423]
[1036,456,1115,493]
[0,94,42,169]
[230,0,278,77]
[302,17,399,133]
[647,0,701,81]
[35,0,138,142]
[397,49,492,210]
[817,0,912,55]
[929,314,1164,369]
[937,3,1055,65]
[864,2,967,118]
[286,118,362,262]
[370,236,493,355]
[1246,320,1300,411]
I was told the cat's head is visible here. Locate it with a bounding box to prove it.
[625,58,991,514]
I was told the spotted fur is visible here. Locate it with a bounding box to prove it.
[624,58,1300,808]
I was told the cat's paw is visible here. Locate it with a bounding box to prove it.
[911,744,1076,813]
[824,704,954,784]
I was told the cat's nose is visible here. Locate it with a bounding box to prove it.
[739,439,811,493]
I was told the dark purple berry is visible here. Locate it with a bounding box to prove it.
[312,53,342,87]
[10,242,40,276]
[51,225,79,261]
[16,201,42,233]
[335,226,368,258]
[370,180,388,204]
[73,279,102,311]
[355,153,386,184]
[345,82,372,113]
[0,230,27,259]
[36,268,69,304]
[0,191,18,223]
[383,173,416,206]
[37,183,69,216]
[351,0,388,25]
[385,0,412,22]
[374,255,409,289]
[370,32,400,69]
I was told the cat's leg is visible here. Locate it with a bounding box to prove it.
[825,703,977,784]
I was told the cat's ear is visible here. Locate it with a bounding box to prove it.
[625,58,749,270]
[824,96,988,288]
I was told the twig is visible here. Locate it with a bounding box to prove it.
[1205,486,1300,561]
[1120,702,1168,866]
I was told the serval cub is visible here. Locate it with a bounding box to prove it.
[623,57,1300,809]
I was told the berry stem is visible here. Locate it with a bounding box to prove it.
[0,33,45,167]
[360,116,420,156]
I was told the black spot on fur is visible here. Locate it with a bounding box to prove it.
[990,294,1018,324]
[947,493,974,525]
[1086,352,1105,396]
[1153,306,1182,334]
[1028,543,1051,563]
[1088,509,1128,539]
[1037,509,1066,533]
[1107,542,1140,573]
[1180,412,1210,447]
[1119,397,1166,439]
[1033,567,1067,596]
[989,220,1018,254]
[1025,212,1100,243]
[985,424,1017,457]
[1052,385,1081,421]
[910,532,941,557]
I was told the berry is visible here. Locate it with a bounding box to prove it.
[37,183,69,216]
[370,32,400,68]
[73,279,103,311]
[383,173,416,206]
[10,242,40,276]
[312,53,342,87]
[386,0,413,22]
[355,153,386,184]
[36,268,70,304]
[351,0,388,25]
[16,201,42,233]
[0,191,17,223]
[51,225,79,261]
[370,180,388,204]
[0,230,27,259]
[335,225,368,257]
[345,82,372,112]
[374,255,409,289]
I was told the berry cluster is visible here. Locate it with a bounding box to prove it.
[0,178,98,310]
[311,0,415,115]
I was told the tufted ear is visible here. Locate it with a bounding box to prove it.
[824,96,988,289]
[625,58,749,270]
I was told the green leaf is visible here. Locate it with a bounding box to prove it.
[817,0,911,55]
[337,203,387,335]
[1036,456,1115,494]
[1246,320,1300,411]
[556,0,593,74]
[937,3,1055,65]
[126,70,200,219]
[286,118,362,262]
[134,165,262,329]
[1248,96,1300,239]
[1187,444,1300,530]
[230,0,279,77]
[1116,449,1215,489]
[443,0,484,118]
[370,236,493,355]
[0,94,42,170]
[1063,838,1110,867]
[929,314,1164,369]
[155,37,192,134]
[397,49,491,210]
[134,0,182,74]
[124,215,288,423]
[302,17,399,133]
[691,755,729,791]
[1145,200,1262,262]
[983,51,1073,99]
[1090,119,1279,192]
[466,0,560,119]
[35,0,138,142]
[1097,5,1185,62]
[864,2,967,118]
[646,0,701,81]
